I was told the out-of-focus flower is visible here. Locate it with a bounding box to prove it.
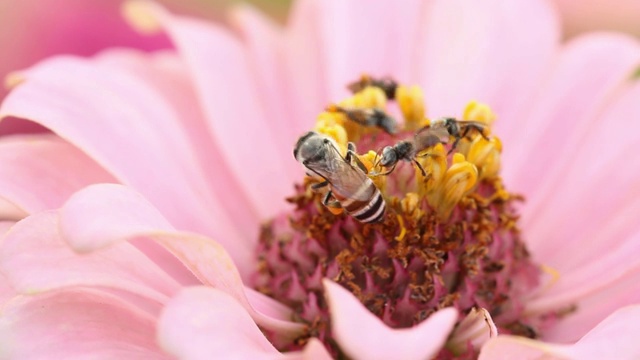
[0,0,639,359]
[0,0,170,135]
[552,0,640,38]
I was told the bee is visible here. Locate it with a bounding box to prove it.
[326,104,398,134]
[294,131,386,223]
[347,74,398,100]
[426,117,491,153]
[375,118,491,176]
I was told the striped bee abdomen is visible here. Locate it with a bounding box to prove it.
[335,179,386,223]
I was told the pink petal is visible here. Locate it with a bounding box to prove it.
[0,134,114,217]
[298,0,427,100]
[503,33,640,210]
[0,221,16,305]
[229,5,305,179]
[324,279,458,360]
[60,184,304,340]
[0,54,239,242]
[479,305,640,360]
[0,211,181,310]
[553,0,640,37]
[61,183,254,282]
[415,0,559,120]
[522,80,640,269]
[93,49,261,241]
[281,0,328,127]
[0,0,169,100]
[158,286,332,360]
[542,266,640,342]
[125,1,297,218]
[0,289,168,359]
[157,286,280,359]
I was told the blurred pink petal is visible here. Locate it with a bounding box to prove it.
[479,305,640,360]
[59,184,304,339]
[0,211,180,307]
[125,1,297,218]
[324,279,458,360]
[158,286,332,359]
[0,289,168,359]
[0,134,114,217]
[415,0,559,120]
[1,54,238,241]
[503,33,640,208]
[0,0,169,101]
[229,5,302,174]
[552,0,640,38]
[94,49,261,237]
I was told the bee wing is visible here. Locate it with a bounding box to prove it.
[415,125,450,148]
[306,153,371,201]
[344,108,371,126]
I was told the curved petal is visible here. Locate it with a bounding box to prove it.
[93,48,261,240]
[295,0,427,100]
[60,184,304,341]
[0,211,181,309]
[541,263,640,343]
[0,289,169,359]
[0,54,238,242]
[415,0,560,120]
[324,279,458,360]
[125,1,297,219]
[0,134,114,217]
[229,5,305,179]
[158,287,332,360]
[157,286,280,359]
[479,305,640,360]
[504,33,640,209]
[61,183,254,282]
[522,79,640,267]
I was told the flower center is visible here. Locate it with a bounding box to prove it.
[253,76,546,357]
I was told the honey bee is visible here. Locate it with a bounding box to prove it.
[294,131,386,223]
[347,74,398,100]
[375,118,490,176]
[326,104,398,134]
[425,117,491,152]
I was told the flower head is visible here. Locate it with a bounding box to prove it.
[0,0,639,359]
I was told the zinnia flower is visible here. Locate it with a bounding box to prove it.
[0,0,639,359]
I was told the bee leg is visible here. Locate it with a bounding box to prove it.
[346,142,369,173]
[311,180,329,190]
[412,159,427,177]
[322,190,342,209]
[447,137,461,155]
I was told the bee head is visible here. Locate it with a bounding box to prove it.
[379,146,397,167]
[294,131,333,164]
[443,117,459,136]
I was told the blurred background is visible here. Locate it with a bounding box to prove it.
[0,0,638,100]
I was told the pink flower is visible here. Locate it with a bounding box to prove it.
[0,0,639,358]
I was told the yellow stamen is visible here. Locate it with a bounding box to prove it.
[417,143,447,197]
[359,151,387,190]
[431,154,478,219]
[347,86,387,109]
[466,136,502,180]
[314,113,348,154]
[396,85,426,130]
[394,214,406,241]
[400,192,424,220]
[539,264,561,291]
[463,100,496,125]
